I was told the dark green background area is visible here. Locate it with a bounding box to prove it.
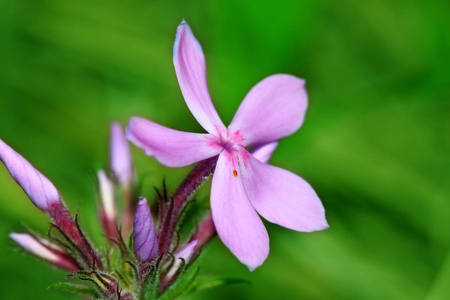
[1,0,449,299]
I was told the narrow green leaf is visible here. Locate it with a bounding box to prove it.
[158,267,200,300]
[49,282,102,298]
[188,277,251,294]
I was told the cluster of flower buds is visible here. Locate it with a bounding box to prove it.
[1,19,328,300]
[1,123,216,299]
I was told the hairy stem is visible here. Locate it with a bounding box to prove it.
[49,202,103,269]
[158,155,218,254]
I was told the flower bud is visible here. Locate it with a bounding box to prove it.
[10,233,79,272]
[0,139,60,212]
[110,123,133,187]
[133,197,158,262]
[97,170,117,238]
[0,139,102,269]
[166,240,198,278]
[175,239,198,262]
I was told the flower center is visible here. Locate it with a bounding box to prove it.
[220,139,235,151]
[216,130,244,153]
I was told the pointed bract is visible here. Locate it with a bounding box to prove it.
[133,197,158,262]
[110,123,133,187]
[0,139,60,211]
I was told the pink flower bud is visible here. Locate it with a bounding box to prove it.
[97,170,117,238]
[133,198,158,262]
[10,233,79,272]
[110,123,133,187]
[0,139,60,212]
[0,139,102,269]
[166,240,198,278]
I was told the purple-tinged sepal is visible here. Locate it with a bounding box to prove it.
[0,138,60,212]
[133,197,158,262]
[10,233,80,272]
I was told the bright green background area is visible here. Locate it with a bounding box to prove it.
[1,0,449,299]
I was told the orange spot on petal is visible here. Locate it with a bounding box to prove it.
[233,169,238,177]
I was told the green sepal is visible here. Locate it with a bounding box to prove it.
[158,266,200,300]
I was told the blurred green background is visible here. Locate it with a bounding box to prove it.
[1,0,449,299]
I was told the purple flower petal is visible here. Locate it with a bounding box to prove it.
[239,149,329,232]
[250,141,279,164]
[0,139,60,211]
[173,20,226,136]
[133,197,158,262]
[229,74,308,146]
[110,122,133,187]
[211,152,269,271]
[127,117,222,167]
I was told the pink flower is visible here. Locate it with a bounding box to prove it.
[127,21,328,270]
